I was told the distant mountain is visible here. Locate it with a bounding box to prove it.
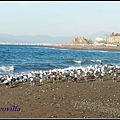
[85,31,112,41]
[0,32,113,44]
[0,33,77,44]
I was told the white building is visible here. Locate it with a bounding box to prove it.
[94,37,106,45]
[95,37,104,42]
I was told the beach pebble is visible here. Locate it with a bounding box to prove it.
[50,103,53,106]
[41,90,45,92]
[5,101,8,104]
[55,104,61,107]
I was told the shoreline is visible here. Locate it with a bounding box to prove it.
[0,44,120,52]
[50,44,120,52]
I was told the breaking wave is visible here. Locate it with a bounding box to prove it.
[90,60,101,63]
[74,60,82,64]
[0,65,14,72]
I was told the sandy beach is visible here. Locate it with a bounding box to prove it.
[52,44,120,52]
[0,76,120,118]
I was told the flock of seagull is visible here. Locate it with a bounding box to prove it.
[0,63,120,88]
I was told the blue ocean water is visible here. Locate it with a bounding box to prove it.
[0,45,120,75]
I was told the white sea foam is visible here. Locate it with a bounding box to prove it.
[50,48,56,50]
[91,60,101,63]
[74,60,82,64]
[59,48,69,50]
[100,51,108,52]
[62,66,76,71]
[0,65,14,72]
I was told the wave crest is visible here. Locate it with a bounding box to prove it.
[0,65,14,72]
[90,60,101,63]
[74,60,82,64]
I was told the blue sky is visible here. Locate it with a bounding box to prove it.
[0,1,120,37]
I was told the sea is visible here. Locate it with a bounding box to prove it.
[0,44,120,75]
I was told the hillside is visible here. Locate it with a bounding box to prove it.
[0,31,112,44]
[0,34,76,44]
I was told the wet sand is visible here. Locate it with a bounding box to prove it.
[0,77,120,118]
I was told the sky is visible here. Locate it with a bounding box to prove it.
[0,1,120,37]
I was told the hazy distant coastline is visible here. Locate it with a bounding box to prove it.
[0,43,120,52]
[0,31,110,45]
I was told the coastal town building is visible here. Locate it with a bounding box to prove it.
[107,32,120,44]
[70,32,120,46]
[95,37,104,42]
[94,37,106,45]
